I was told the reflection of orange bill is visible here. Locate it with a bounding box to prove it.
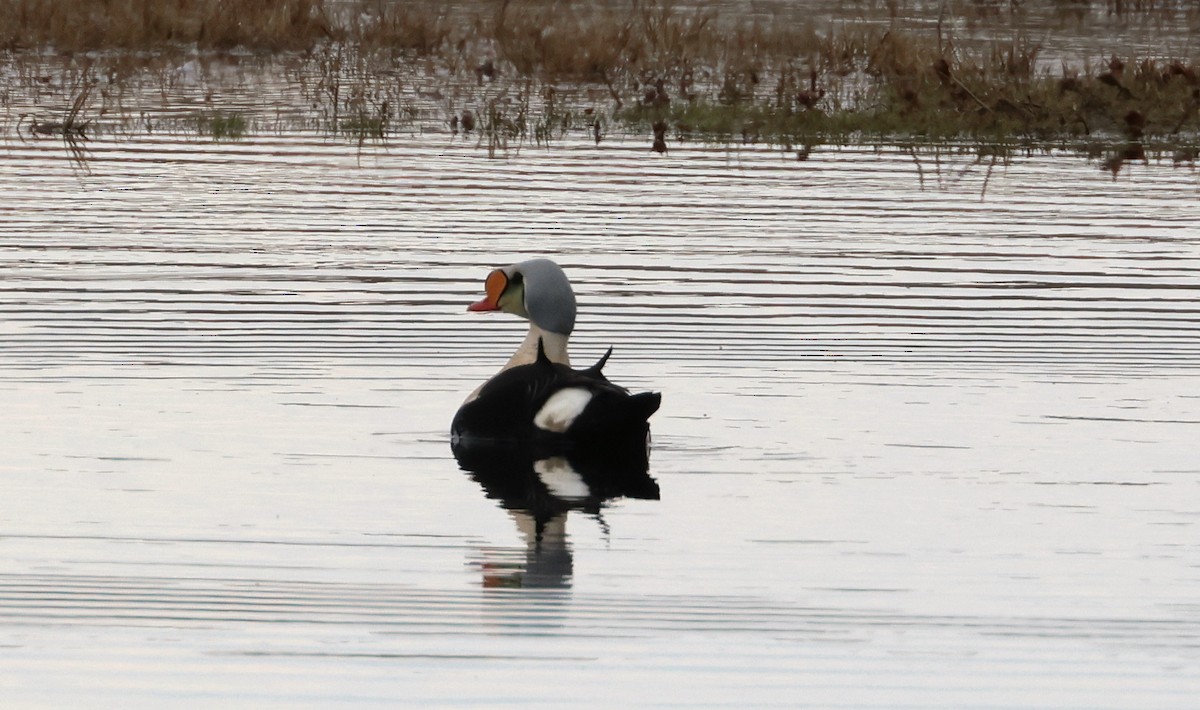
[479,562,523,588]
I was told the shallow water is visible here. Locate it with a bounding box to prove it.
[2,133,1200,707]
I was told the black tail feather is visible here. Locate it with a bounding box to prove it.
[584,347,614,377]
[626,391,662,422]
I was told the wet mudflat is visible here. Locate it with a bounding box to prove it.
[2,134,1199,707]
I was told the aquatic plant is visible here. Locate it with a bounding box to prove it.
[210,111,247,140]
[22,78,92,138]
[340,111,387,141]
[192,110,248,140]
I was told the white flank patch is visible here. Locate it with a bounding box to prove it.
[533,388,593,433]
[535,457,590,501]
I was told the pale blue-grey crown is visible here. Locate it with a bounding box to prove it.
[506,258,577,335]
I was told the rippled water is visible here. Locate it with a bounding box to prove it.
[3,134,1200,707]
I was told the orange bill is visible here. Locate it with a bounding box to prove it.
[467,269,506,311]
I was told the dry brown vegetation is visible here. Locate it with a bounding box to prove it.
[3,0,1199,162]
[0,0,334,52]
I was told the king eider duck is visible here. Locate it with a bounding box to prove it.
[451,259,661,446]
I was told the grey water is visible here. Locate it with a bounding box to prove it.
[2,133,1199,707]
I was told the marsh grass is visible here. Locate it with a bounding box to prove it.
[340,113,387,140]
[624,49,1198,147]
[2,0,1199,162]
[192,110,248,140]
[0,0,333,52]
[18,68,95,140]
[5,0,1195,56]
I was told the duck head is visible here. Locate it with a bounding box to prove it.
[468,258,577,336]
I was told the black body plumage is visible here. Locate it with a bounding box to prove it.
[451,339,661,448]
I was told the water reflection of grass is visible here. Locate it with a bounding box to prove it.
[3,0,1198,165]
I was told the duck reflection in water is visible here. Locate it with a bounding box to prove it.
[452,258,662,589]
[454,436,660,589]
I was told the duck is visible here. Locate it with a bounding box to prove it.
[451,258,661,447]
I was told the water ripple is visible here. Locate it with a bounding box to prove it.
[3,137,1198,377]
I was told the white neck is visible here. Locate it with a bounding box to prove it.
[464,323,571,403]
[505,323,571,370]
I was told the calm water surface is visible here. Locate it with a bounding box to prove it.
[2,134,1199,707]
